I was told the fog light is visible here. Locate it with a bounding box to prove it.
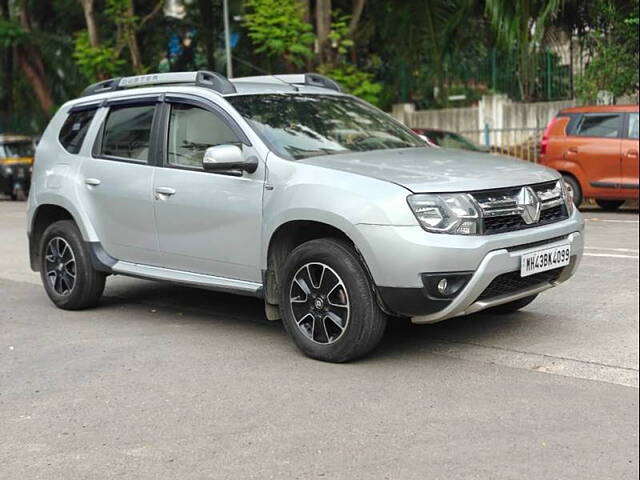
[437,278,449,295]
[423,272,473,299]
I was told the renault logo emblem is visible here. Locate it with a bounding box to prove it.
[517,187,541,224]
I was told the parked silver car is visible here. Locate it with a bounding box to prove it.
[27,72,584,362]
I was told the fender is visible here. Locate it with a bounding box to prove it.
[30,191,100,242]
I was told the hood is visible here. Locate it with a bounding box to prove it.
[298,147,558,193]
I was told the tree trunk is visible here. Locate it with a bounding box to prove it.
[78,0,109,80]
[315,0,332,63]
[125,0,143,73]
[79,0,100,47]
[348,0,366,36]
[16,4,54,113]
[16,47,54,113]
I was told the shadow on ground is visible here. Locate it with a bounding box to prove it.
[96,276,538,362]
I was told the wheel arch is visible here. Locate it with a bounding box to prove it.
[29,204,78,271]
[263,218,379,313]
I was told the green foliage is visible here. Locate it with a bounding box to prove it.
[73,32,124,82]
[319,63,383,106]
[575,0,639,103]
[243,0,315,68]
[485,0,565,100]
[106,0,138,29]
[0,19,26,48]
[328,11,354,57]
[576,42,638,102]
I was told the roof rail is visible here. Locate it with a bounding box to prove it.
[81,71,237,97]
[234,73,342,92]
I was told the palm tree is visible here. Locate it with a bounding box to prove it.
[485,0,564,100]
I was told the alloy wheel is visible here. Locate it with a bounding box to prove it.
[289,262,350,344]
[45,237,76,296]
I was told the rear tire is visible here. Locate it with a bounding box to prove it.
[596,199,624,211]
[562,174,582,207]
[39,220,106,310]
[486,294,538,314]
[279,238,387,363]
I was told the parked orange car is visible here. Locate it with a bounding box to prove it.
[539,104,639,210]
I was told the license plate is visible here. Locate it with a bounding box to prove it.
[520,244,571,277]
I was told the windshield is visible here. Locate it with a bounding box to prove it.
[0,141,34,158]
[228,94,425,160]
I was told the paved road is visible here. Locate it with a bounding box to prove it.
[0,200,638,479]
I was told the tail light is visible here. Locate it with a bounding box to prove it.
[540,116,560,155]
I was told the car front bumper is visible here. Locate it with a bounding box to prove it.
[356,210,584,322]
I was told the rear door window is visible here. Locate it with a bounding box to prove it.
[59,109,96,154]
[576,114,622,138]
[100,105,155,162]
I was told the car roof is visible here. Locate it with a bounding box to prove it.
[560,104,639,114]
[64,82,343,112]
[74,72,344,106]
[0,134,33,143]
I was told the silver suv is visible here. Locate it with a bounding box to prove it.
[27,71,584,362]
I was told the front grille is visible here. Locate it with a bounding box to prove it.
[477,268,564,301]
[471,180,569,235]
[483,205,567,235]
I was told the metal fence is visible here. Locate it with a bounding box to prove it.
[485,50,573,102]
[460,127,544,163]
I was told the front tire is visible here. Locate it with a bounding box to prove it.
[40,220,106,310]
[596,199,625,211]
[562,174,582,207]
[279,239,387,363]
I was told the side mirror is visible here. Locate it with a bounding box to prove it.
[202,145,258,174]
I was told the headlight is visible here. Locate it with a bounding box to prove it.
[559,178,574,215]
[4,166,13,175]
[407,193,481,235]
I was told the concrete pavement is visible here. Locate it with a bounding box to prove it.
[0,200,638,479]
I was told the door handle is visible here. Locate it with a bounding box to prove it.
[155,186,176,198]
[567,147,578,154]
[85,178,101,186]
[626,149,638,158]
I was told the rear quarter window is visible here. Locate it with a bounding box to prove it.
[575,114,622,138]
[59,109,97,154]
[627,113,639,139]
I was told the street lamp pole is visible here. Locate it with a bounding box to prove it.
[223,0,233,78]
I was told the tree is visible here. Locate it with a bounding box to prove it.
[243,0,315,71]
[485,0,564,100]
[14,3,54,113]
[575,0,639,102]
[0,0,15,113]
[315,0,332,62]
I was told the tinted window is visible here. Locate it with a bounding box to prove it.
[167,104,239,168]
[426,131,480,151]
[628,113,639,139]
[101,105,155,162]
[0,141,34,158]
[228,94,424,160]
[576,114,622,138]
[59,109,96,154]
